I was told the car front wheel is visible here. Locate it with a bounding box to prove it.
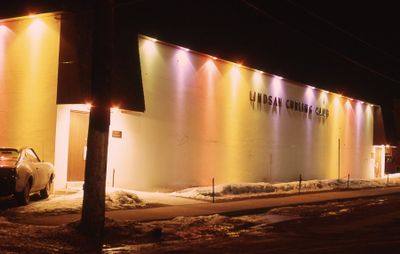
[15,182,31,206]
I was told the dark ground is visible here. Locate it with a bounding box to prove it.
[2,193,400,253]
[117,194,400,254]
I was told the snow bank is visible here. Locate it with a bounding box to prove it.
[172,177,400,201]
[13,188,145,216]
[106,190,143,210]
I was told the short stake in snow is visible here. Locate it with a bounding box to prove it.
[347,174,350,189]
[298,174,302,194]
[212,178,215,203]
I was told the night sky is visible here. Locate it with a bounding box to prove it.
[2,0,400,105]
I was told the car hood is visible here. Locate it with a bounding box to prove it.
[0,159,17,168]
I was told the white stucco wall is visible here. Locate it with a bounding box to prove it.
[104,36,375,191]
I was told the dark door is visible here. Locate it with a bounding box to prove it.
[67,110,89,181]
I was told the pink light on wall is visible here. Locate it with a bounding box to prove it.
[270,75,283,96]
[142,39,157,57]
[0,25,13,84]
[0,25,6,71]
[354,100,363,152]
[27,19,46,38]
[205,58,216,71]
[205,59,217,97]
[176,49,191,67]
[252,71,263,90]
[0,25,8,34]
[305,86,315,102]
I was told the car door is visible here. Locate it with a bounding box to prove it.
[25,149,46,191]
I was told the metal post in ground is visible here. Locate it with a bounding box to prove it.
[212,178,215,203]
[299,174,302,194]
[338,138,341,180]
[347,173,350,189]
[112,168,115,188]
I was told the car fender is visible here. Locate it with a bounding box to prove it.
[44,162,55,177]
[34,162,55,191]
[15,164,34,193]
[41,162,55,183]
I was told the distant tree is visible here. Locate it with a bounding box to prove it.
[79,0,113,242]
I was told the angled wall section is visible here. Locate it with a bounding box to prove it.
[0,13,61,162]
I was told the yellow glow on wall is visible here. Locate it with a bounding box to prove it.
[333,95,341,108]
[345,99,352,109]
[366,104,372,115]
[229,64,241,99]
[320,91,328,105]
[0,13,60,164]
[230,64,241,81]
[0,25,14,82]
[0,26,7,78]
[381,145,385,177]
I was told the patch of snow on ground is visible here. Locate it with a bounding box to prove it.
[133,190,205,206]
[172,176,400,201]
[13,188,145,216]
[6,177,400,216]
[10,187,204,216]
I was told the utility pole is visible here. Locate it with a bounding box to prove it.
[338,138,341,180]
[79,0,113,242]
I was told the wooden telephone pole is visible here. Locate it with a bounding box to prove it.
[79,0,113,241]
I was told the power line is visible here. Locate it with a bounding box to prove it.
[240,0,400,86]
[286,0,400,65]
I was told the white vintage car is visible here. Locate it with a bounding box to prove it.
[0,147,55,205]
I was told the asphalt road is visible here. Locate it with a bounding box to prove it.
[127,193,400,254]
[1,188,400,253]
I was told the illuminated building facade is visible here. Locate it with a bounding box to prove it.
[0,13,392,191]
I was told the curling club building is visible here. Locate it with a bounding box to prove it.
[0,12,393,191]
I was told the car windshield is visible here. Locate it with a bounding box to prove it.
[0,149,19,161]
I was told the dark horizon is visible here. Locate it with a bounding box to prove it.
[2,1,399,104]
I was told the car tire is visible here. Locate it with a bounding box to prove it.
[40,180,52,199]
[15,182,31,206]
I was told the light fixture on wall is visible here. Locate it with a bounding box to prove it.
[111,107,120,113]
[85,103,92,111]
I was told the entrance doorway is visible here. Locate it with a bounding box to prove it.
[67,111,89,181]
